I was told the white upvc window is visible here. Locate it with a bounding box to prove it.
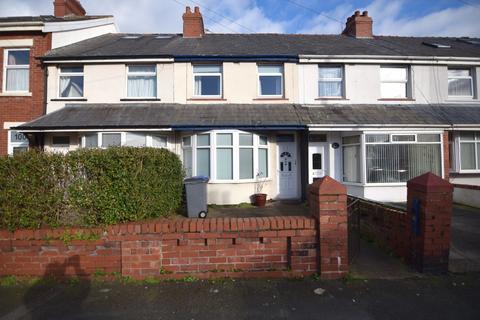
[318,65,343,98]
[59,66,84,98]
[82,132,169,149]
[380,66,409,99]
[127,65,157,98]
[193,65,222,97]
[342,135,361,183]
[182,130,269,182]
[448,68,474,98]
[258,64,283,97]
[3,48,30,92]
[458,132,480,172]
[8,130,29,155]
[364,133,442,184]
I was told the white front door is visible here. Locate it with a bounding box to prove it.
[277,137,298,199]
[309,143,328,183]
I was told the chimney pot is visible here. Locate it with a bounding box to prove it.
[185,6,191,13]
[342,10,373,38]
[194,6,200,13]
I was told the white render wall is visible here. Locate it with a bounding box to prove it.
[453,188,480,208]
[49,19,117,49]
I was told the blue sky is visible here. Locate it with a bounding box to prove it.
[1,0,480,36]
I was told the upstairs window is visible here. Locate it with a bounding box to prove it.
[318,66,343,98]
[380,66,408,99]
[258,65,283,97]
[59,66,84,98]
[4,49,29,92]
[127,65,157,98]
[448,68,473,97]
[193,65,222,97]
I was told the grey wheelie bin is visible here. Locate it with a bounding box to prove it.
[184,176,209,218]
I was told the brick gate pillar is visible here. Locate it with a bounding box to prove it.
[309,176,348,279]
[407,172,453,273]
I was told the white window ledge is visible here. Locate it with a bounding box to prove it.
[0,92,32,97]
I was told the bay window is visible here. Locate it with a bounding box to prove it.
[127,65,157,98]
[4,49,30,92]
[193,65,222,97]
[318,65,343,98]
[182,131,269,182]
[459,132,480,171]
[365,133,442,183]
[448,68,473,97]
[59,66,84,98]
[342,135,361,183]
[380,66,409,99]
[258,65,283,96]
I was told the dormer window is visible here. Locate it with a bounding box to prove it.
[193,65,222,97]
[127,65,157,98]
[448,68,473,98]
[59,66,84,98]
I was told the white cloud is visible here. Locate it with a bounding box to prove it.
[1,0,479,36]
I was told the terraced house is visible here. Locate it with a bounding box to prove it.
[14,7,480,205]
[0,0,117,155]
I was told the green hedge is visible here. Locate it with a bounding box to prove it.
[0,147,184,230]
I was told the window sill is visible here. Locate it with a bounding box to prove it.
[208,178,272,184]
[377,98,415,101]
[0,92,32,97]
[187,98,227,101]
[253,97,289,101]
[446,98,476,102]
[120,98,161,101]
[51,98,87,101]
[315,97,349,101]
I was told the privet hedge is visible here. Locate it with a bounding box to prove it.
[0,147,184,230]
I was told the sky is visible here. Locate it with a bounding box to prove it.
[1,0,480,37]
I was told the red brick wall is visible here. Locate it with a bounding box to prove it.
[0,216,318,279]
[0,31,51,155]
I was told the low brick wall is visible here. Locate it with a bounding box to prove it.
[348,196,411,261]
[0,216,318,279]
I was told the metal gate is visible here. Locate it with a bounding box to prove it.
[347,198,361,263]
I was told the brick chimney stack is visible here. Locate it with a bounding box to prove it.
[183,6,205,38]
[342,10,373,39]
[53,0,86,17]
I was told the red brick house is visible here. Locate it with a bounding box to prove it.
[0,0,116,155]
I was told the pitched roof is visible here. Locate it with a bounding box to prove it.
[15,103,480,131]
[43,33,480,60]
[0,15,113,24]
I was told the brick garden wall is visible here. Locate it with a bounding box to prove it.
[0,216,318,279]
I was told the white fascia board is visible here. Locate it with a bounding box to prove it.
[18,128,173,133]
[43,58,174,64]
[43,17,117,32]
[299,55,480,65]
[308,124,450,131]
[0,25,43,31]
[450,125,480,130]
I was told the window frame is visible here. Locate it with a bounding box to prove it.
[447,67,474,98]
[58,65,84,99]
[192,64,223,98]
[257,64,284,97]
[318,65,344,98]
[126,64,158,99]
[183,130,270,183]
[363,132,444,186]
[7,130,29,155]
[3,48,30,93]
[341,135,362,184]
[457,132,480,173]
[379,65,410,99]
[81,132,170,149]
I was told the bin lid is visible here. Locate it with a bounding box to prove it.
[184,176,210,184]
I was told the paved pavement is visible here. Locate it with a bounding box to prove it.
[450,204,480,272]
[0,273,479,320]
